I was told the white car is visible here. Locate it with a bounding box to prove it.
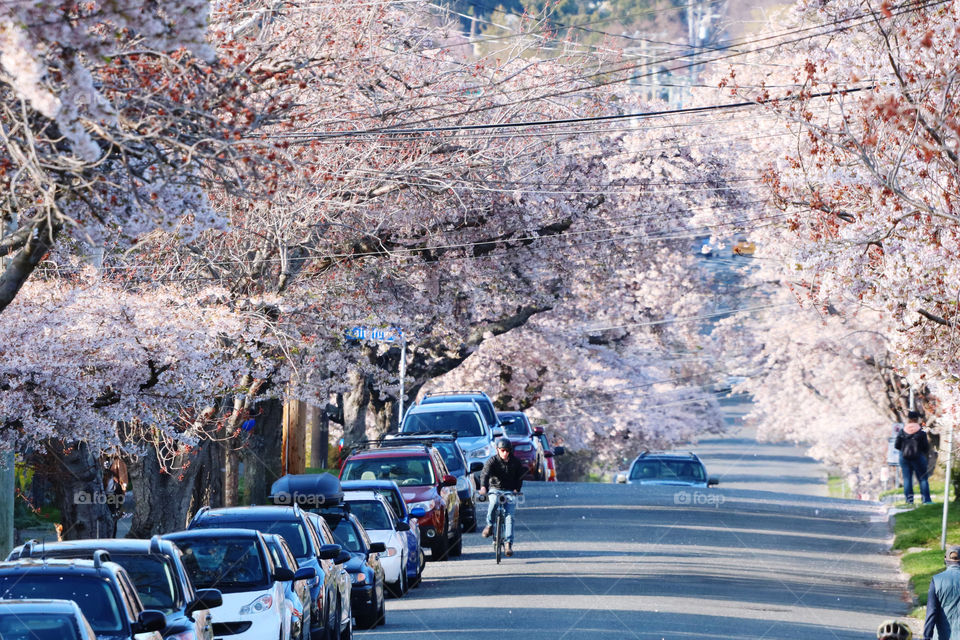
[165,528,301,640]
[343,491,411,596]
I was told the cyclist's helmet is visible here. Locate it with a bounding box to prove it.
[496,438,513,452]
[876,620,912,640]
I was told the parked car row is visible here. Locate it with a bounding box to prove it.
[0,471,432,640]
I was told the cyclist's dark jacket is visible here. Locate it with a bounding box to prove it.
[480,454,525,492]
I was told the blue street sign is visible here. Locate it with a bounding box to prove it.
[345,325,404,343]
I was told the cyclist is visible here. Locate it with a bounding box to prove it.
[479,437,526,556]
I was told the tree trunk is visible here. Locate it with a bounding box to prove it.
[224,448,240,507]
[127,439,224,537]
[48,441,116,540]
[342,370,372,447]
[243,398,284,506]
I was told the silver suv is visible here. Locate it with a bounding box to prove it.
[617,451,719,487]
[399,401,496,465]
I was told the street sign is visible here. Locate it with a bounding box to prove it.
[344,325,403,343]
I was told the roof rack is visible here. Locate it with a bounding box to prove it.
[422,390,489,397]
[149,535,163,555]
[383,432,458,443]
[92,549,110,569]
[347,439,431,455]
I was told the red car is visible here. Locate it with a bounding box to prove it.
[532,426,565,481]
[496,411,539,478]
[339,443,462,560]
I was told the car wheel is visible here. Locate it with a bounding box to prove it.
[357,592,379,630]
[450,529,463,557]
[431,519,450,560]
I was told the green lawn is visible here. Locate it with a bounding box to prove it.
[893,501,960,612]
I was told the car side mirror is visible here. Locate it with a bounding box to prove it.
[335,550,351,565]
[133,610,166,633]
[708,477,720,487]
[319,543,342,560]
[294,566,317,581]
[553,446,565,456]
[440,474,457,488]
[396,521,410,532]
[186,588,223,615]
[369,542,387,554]
[273,567,296,582]
[409,506,427,518]
[469,461,484,474]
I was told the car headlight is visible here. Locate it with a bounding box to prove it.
[351,572,367,584]
[239,594,274,615]
[410,500,436,512]
[383,546,399,557]
[456,476,470,492]
[514,444,533,452]
[467,446,488,459]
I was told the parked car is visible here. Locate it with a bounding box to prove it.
[616,451,719,487]
[318,508,386,630]
[400,401,496,469]
[531,426,565,481]
[187,505,342,640]
[0,599,98,640]
[383,433,482,532]
[163,528,301,640]
[496,411,539,478]
[302,511,353,639]
[0,555,167,640]
[8,536,222,640]
[341,479,424,586]
[262,533,317,640]
[339,442,461,559]
[418,390,502,435]
[267,472,353,639]
[343,490,411,596]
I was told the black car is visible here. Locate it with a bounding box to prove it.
[0,554,167,640]
[188,504,342,640]
[9,536,222,640]
[319,508,386,630]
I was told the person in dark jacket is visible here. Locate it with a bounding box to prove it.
[479,438,526,556]
[895,410,932,505]
[925,546,960,639]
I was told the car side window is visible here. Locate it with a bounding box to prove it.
[173,551,196,603]
[355,517,374,548]
[280,541,298,569]
[304,515,322,554]
[432,450,449,477]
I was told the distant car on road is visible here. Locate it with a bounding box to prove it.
[530,426,565,481]
[0,599,98,640]
[496,411,539,478]
[400,401,496,468]
[616,451,719,487]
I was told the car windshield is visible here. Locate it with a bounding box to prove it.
[194,519,309,559]
[114,554,179,612]
[0,612,83,640]
[431,442,464,473]
[630,460,706,482]
[341,456,436,486]
[422,396,497,427]
[0,575,124,634]
[331,520,363,553]
[176,538,270,592]
[348,500,391,531]
[402,410,484,437]
[501,418,530,438]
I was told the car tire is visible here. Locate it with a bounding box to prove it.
[388,565,407,598]
[357,592,379,630]
[431,520,450,561]
[449,529,463,557]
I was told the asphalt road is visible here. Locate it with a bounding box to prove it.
[365,431,911,639]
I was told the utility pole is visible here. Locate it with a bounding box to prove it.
[943,420,955,550]
[0,215,15,555]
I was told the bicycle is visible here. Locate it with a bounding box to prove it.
[478,491,521,563]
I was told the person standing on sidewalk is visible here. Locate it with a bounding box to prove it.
[896,410,932,505]
[924,546,960,639]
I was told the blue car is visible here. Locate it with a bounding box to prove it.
[341,479,425,586]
